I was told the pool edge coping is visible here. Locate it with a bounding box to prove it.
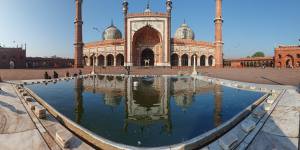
[18,74,272,150]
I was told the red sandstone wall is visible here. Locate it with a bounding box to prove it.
[0,48,26,69]
[275,46,300,68]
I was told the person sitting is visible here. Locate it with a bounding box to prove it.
[65,71,70,77]
[53,71,58,78]
[44,72,49,79]
[79,70,82,75]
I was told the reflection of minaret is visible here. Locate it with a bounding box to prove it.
[163,77,172,134]
[213,84,222,127]
[75,78,84,124]
[123,76,132,132]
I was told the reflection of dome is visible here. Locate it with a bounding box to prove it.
[174,23,195,40]
[174,94,193,110]
[102,23,122,40]
[133,86,160,109]
[104,93,122,107]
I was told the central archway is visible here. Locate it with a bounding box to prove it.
[141,48,154,66]
[285,55,294,68]
[132,25,162,66]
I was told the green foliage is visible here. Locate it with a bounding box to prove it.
[252,51,265,57]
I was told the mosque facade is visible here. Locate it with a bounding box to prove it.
[75,0,224,67]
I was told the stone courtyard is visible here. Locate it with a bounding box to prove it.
[0,70,299,149]
[0,67,299,86]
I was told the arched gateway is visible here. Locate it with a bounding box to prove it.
[141,49,155,66]
[132,25,162,66]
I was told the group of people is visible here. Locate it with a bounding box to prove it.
[44,70,82,79]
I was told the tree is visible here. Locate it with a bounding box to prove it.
[252,51,265,58]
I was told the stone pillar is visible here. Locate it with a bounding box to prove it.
[114,56,117,66]
[104,56,107,67]
[205,57,209,66]
[166,0,172,66]
[214,0,223,68]
[197,56,200,66]
[87,57,91,66]
[95,56,99,66]
[74,0,84,68]
[123,0,129,66]
[179,56,182,66]
[188,56,191,66]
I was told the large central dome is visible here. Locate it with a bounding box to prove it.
[174,23,195,40]
[102,23,122,40]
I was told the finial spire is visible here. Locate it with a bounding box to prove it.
[122,0,128,15]
[147,0,150,9]
[166,0,172,14]
[111,19,114,26]
[144,0,151,13]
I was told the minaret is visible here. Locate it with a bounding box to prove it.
[74,0,84,68]
[166,0,172,65]
[123,0,128,66]
[214,0,223,67]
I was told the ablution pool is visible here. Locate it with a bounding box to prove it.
[26,75,264,147]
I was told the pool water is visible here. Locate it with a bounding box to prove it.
[27,76,264,147]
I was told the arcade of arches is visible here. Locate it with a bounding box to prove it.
[85,53,215,67]
[224,57,274,68]
[84,54,125,67]
[170,53,215,67]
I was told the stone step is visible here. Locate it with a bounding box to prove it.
[34,105,46,119]
[55,130,73,148]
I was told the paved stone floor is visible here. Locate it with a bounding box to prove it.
[0,83,50,149]
[0,67,299,86]
[0,83,93,150]
[247,89,300,150]
[0,69,300,149]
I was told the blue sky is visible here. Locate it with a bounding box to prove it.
[0,0,299,58]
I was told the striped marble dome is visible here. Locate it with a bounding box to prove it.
[102,23,122,40]
[174,23,195,40]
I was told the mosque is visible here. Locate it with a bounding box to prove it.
[74,0,224,67]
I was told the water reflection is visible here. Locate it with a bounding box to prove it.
[74,76,223,128]
[74,78,84,124]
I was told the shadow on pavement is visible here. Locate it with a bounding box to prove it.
[260,76,284,85]
[0,101,26,114]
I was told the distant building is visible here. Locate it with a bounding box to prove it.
[224,57,274,68]
[225,44,300,68]
[0,46,26,69]
[274,45,300,68]
[0,46,73,69]
[26,57,74,68]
